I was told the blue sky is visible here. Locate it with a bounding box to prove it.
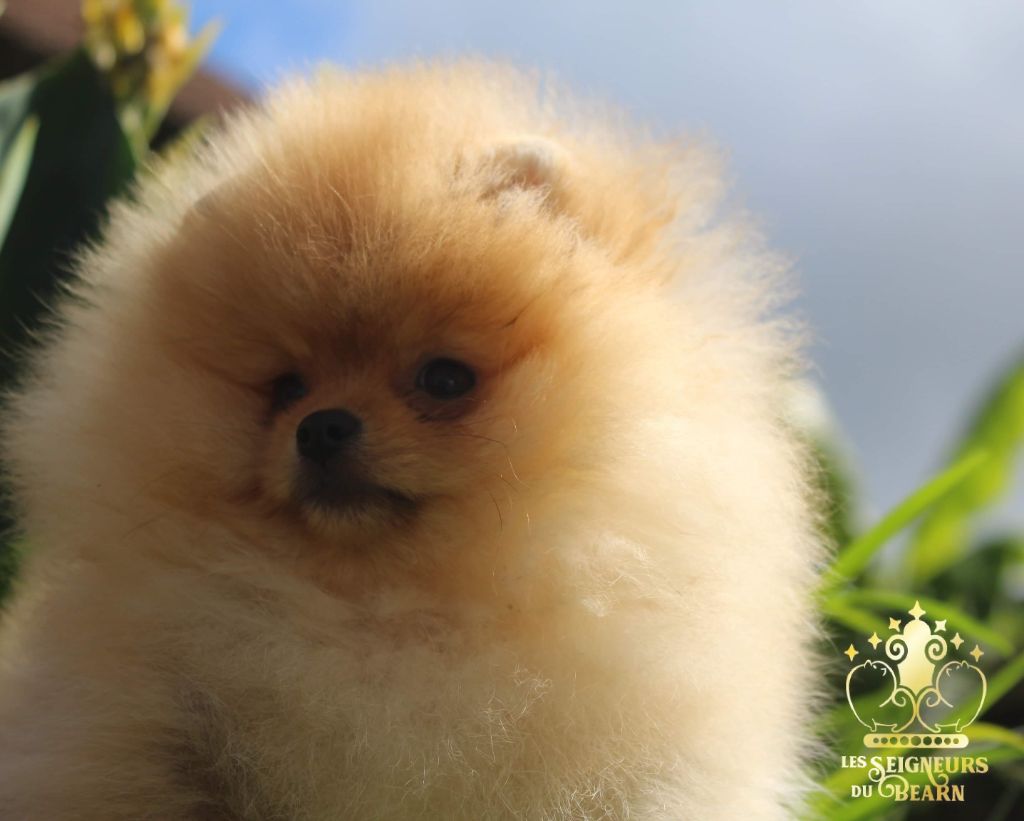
[189,1,1024,519]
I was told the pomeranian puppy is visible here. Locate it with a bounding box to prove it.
[0,64,821,819]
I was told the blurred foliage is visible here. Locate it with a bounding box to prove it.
[0,3,1021,818]
[0,51,136,384]
[811,353,1024,819]
[0,0,215,600]
[907,358,1024,583]
[82,0,218,153]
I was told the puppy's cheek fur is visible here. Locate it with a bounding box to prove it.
[255,425,302,511]
[80,338,264,517]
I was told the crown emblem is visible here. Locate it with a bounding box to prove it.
[843,601,987,749]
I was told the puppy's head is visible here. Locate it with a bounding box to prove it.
[156,139,577,537]
[10,69,690,572]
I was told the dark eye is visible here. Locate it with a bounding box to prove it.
[416,358,476,400]
[270,372,308,412]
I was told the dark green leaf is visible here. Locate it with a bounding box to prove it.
[0,50,136,384]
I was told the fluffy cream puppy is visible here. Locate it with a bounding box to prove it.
[0,64,821,819]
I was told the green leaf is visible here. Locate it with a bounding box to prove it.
[968,722,1024,754]
[907,355,1024,581]
[0,50,136,384]
[821,597,889,637]
[821,448,990,591]
[0,114,38,244]
[982,648,1024,709]
[0,70,35,159]
[834,589,1012,655]
[929,536,1024,623]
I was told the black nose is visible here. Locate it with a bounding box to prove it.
[296,409,362,464]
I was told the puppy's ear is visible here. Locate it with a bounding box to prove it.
[479,136,568,203]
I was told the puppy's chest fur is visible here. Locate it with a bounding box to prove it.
[171,588,680,820]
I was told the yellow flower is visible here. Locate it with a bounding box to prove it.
[81,0,107,26]
[81,0,213,147]
[112,5,145,56]
[159,20,188,60]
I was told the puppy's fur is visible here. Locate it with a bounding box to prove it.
[0,64,821,819]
